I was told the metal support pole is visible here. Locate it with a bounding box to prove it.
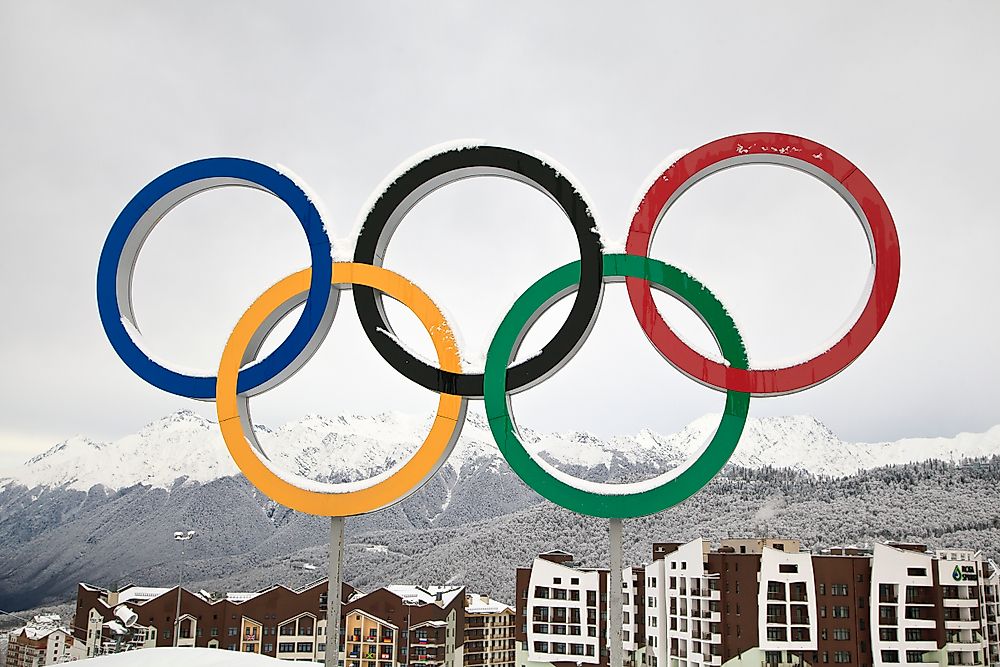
[326,516,345,667]
[609,518,623,667]
[174,551,183,648]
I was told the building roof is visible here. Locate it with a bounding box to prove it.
[116,586,171,603]
[385,585,464,607]
[464,593,513,615]
[14,624,68,641]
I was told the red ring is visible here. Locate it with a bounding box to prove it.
[625,132,900,395]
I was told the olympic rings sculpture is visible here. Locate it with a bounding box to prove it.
[97,132,900,519]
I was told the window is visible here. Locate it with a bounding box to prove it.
[571,578,579,585]
[833,606,850,618]
[228,628,238,637]
[906,568,927,577]
[570,589,580,601]
[831,584,848,596]
[779,564,799,574]
[296,642,312,653]
[264,644,273,653]
[553,577,561,584]
[820,606,827,618]
[211,627,219,637]
[767,582,785,600]
[882,651,900,663]
[905,629,923,641]
[834,652,851,663]
[834,629,850,641]
[279,643,295,653]
[534,586,550,599]
[819,583,826,595]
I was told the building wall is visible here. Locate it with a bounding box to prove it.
[811,554,873,667]
[711,551,762,662]
[465,598,515,667]
[869,543,943,667]
[758,547,818,654]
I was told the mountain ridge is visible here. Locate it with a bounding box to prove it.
[4,410,999,493]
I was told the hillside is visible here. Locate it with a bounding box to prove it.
[1,411,998,610]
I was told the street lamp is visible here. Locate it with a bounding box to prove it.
[173,530,195,648]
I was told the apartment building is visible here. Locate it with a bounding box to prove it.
[73,579,485,667]
[520,539,1000,667]
[464,593,516,667]
[515,550,645,667]
[74,579,355,660]
[345,585,467,667]
[4,616,73,667]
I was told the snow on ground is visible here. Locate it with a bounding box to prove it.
[83,647,289,665]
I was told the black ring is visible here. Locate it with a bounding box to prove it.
[353,145,605,398]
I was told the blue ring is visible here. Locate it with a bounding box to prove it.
[96,157,333,400]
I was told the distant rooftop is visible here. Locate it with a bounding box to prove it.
[465,593,513,615]
[385,585,464,607]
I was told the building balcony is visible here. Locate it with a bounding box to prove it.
[944,599,979,608]
[944,620,982,631]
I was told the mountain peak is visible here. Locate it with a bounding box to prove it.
[5,412,999,492]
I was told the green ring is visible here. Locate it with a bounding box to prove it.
[484,253,751,519]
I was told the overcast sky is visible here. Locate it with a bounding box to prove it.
[1,2,998,474]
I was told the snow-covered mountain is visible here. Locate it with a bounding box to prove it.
[3,410,998,492]
[2,409,999,612]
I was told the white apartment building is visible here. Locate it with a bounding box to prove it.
[758,546,818,656]
[647,539,722,667]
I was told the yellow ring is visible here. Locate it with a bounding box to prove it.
[216,263,465,516]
